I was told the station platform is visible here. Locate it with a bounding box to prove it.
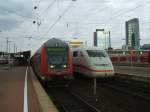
[0,66,58,112]
[114,66,150,82]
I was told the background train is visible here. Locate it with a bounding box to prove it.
[109,50,150,65]
[72,47,114,78]
[31,38,73,84]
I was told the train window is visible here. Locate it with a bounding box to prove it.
[87,50,107,57]
[73,51,78,57]
[46,47,67,65]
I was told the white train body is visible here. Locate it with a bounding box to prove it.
[72,47,114,78]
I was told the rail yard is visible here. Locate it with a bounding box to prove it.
[1,0,150,112]
[0,52,150,112]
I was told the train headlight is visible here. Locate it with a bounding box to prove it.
[62,64,67,68]
[50,65,55,69]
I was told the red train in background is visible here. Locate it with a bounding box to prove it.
[31,38,73,84]
[109,50,150,64]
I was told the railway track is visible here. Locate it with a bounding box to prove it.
[47,88,101,112]
[69,77,150,112]
[101,76,150,101]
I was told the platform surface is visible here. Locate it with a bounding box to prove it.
[0,65,58,112]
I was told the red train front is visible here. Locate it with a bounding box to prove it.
[31,38,73,84]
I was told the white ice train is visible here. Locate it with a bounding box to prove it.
[72,47,114,78]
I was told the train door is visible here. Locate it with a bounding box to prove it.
[73,51,79,72]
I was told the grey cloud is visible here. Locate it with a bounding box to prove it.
[0,0,150,52]
[0,17,19,30]
[0,0,35,30]
[0,0,34,19]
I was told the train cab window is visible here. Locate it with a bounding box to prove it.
[46,47,67,65]
[87,50,107,57]
[73,51,78,57]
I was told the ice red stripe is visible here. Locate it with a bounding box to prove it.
[74,64,113,72]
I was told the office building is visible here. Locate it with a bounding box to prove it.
[125,18,140,49]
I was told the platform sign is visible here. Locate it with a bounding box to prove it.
[47,48,66,52]
[69,41,83,45]
[69,39,83,48]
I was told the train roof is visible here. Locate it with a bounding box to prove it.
[44,38,68,47]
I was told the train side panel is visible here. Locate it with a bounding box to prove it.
[67,48,73,78]
[40,46,48,78]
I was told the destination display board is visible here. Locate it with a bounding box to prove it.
[47,47,66,52]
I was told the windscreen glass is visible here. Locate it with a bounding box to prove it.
[87,50,107,57]
[47,47,67,65]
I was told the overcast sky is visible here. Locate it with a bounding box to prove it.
[0,0,150,54]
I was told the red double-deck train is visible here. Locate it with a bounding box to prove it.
[31,38,73,84]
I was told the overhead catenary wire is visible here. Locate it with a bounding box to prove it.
[24,20,150,41]
[66,20,150,26]
[5,0,149,48]
[37,0,42,6]
[0,3,36,38]
[9,0,44,38]
[17,0,42,34]
[95,0,150,27]
[19,0,45,38]
[22,0,57,40]
[107,0,150,22]
[56,0,61,16]
[39,1,76,40]
[34,0,42,9]
[38,0,57,18]
[0,8,33,20]
[28,0,150,41]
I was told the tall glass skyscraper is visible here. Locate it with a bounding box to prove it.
[93,29,111,49]
[125,18,140,49]
[97,31,106,49]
